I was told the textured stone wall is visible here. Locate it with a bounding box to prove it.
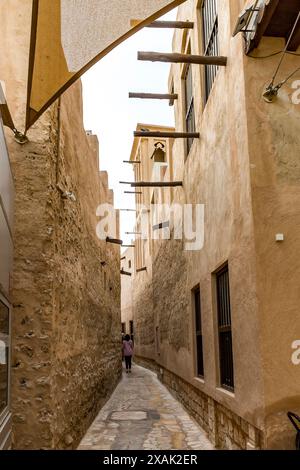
[8,82,121,449]
[153,238,189,353]
[121,247,134,334]
[133,275,155,359]
[135,357,262,450]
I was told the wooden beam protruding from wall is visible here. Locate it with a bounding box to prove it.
[123,160,141,164]
[120,209,138,212]
[134,130,200,139]
[136,267,147,273]
[120,269,132,277]
[120,181,183,188]
[129,92,178,101]
[138,51,227,66]
[106,237,123,245]
[147,20,194,29]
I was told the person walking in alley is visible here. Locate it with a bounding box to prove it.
[123,334,134,373]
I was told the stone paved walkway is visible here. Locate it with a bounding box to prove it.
[78,364,214,450]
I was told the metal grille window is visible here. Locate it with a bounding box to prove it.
[202,0,219,103]
[216,265,234,391]
[184,63,196,155]
[121,322,126,334]
[194,286,204,378]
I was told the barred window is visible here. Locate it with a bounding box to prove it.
[216,265,234,391]
[193,286,204,378]
[202,0,219,103]
[184,63,196,156]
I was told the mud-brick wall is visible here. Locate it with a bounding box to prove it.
[9,82,121,449]
[133,274,155,360]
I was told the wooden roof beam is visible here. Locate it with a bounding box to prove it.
[120,181,183,188]
[134,130,200,139]
[136,267,147,273]
[106,237,123,245]
[138,51,227,66]
[147,20,194,29]
[129,92,178,102]
[120,209,138,212]
[120,269,132,276]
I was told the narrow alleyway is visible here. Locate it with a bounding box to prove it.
[78,365,213,450]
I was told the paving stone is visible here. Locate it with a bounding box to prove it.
[78,365,214,450]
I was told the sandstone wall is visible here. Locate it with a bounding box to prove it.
[9,82,121,450]
[121,247,134,335]
[50,83,121,449]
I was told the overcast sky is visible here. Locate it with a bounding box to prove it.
[82,10,177,245]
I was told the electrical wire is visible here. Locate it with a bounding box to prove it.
[248,51,283,59]
[248,51,300,59]
[269,11,300,87]
[277,66,300,88]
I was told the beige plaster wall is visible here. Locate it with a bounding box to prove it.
[131,0,300,449]
[244,36,300,449]
[146,0,265,430]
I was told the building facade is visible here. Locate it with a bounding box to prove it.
[130,0,300,450]
[0,1,122,449]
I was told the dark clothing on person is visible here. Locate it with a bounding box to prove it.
[125,355,132,370]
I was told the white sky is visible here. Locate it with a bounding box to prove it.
[82,10,177,245]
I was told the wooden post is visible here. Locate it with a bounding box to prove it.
[138,51,227,66]
[106,237,123,245]
[132,181,183,188]
[134,130,200,139]
[120,209,137,212]
[136,267,147,273]
[120,269,132,277]
[129,92,178,101]
[147,20,194,29]
[120,181,183,188]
